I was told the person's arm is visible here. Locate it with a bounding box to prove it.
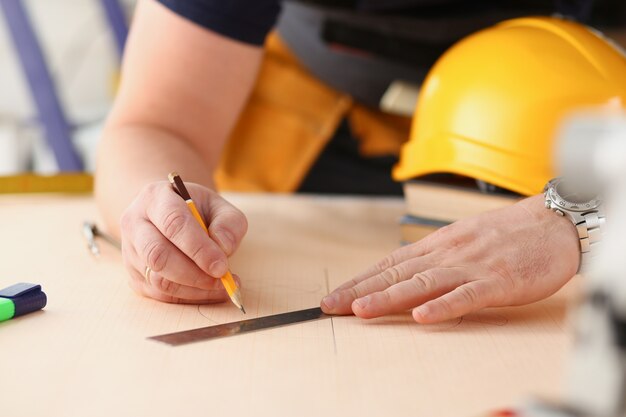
[95,0,264,303]
[97,0,262,227]
[322,194,580,322]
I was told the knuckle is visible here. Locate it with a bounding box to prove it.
[153,275,181,296]
[483,226,501,241]
[413,234,433,254]
[143,239,169,273]
[458,285,480,305]
[211,198,248,236]
[380,266,403,287]
[347,286,363,301]
[224,202,245,220]
[433,223,456,241]
[446,235,468,251]
[189,243,214,271]
[142,182,161,198]
[435,223,452,236]
[375,254,397,273]
[435,224,470,250]
[190,244,206,261]
[409,272,434,293]
[205,187,218,199]
[487,260,514,283]
[345,278,358,288]
[161,209,188,242]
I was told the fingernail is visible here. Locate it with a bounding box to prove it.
[209,260,227,277]
[355,295,371,309]
[322,293,338,311]
[415,304,430,318]
[214,230,235,254]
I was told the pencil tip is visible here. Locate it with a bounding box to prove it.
[240,306,247,314]
[167,172,178,183]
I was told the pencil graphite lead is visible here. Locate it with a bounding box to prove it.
[231,290,246,314]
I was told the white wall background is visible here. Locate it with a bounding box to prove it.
[0,0,135,174]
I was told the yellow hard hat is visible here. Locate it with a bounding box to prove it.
[393,17,626,196]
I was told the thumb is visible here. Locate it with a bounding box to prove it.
[203,193,248,256]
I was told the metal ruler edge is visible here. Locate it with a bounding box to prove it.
[148,307,331,346]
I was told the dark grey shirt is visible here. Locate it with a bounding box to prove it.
[158,0,603,105]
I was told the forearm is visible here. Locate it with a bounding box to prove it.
[94,125,215,237]
[92,1,265,236]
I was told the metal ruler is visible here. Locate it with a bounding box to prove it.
[149,307,330,346]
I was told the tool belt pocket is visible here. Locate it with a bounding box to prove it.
[215,33,352,192]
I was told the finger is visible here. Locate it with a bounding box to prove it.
[412,280,497,324]
[146,186,228,278]
[322,254,439,315]
[332,240,435,294]
[350,268,470,319]
[203,192,248,256]
[131,218,221,289]
[144,270,229,301]
[129,276,225,304]
[127,263,228,303]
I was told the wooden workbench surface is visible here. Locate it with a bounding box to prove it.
[0,193,576,417]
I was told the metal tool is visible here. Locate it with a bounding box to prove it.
[81,221,329,344]
[149,307,331,346]
[82,221,121,257]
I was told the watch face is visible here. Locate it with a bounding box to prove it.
[551,179,601,211]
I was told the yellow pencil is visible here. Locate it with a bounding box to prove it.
[168,172,246,314]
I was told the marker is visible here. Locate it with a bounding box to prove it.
[168,172,246,314]
[0,283,47,322]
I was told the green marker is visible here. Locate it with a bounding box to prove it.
[0,283,47,322]
[0,297,15,321]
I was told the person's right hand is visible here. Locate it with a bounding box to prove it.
[120,181,248,303]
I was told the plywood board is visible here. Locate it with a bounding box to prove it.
[0,193,577,417]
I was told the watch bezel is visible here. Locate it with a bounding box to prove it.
[546,178,602,213]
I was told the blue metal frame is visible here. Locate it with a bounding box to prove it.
[0,0,129,172]
[0,0,83,171]
[100,0,128,58]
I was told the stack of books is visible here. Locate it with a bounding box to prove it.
[399,176,520,243]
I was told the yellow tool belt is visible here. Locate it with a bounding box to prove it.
[215,33,412,192]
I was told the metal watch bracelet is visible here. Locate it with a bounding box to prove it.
[576,211,605,273]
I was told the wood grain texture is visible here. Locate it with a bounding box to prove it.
[0,193,577,417]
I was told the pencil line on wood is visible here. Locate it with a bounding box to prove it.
[324,268,338,355]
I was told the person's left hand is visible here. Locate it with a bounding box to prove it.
[320,194,580,323]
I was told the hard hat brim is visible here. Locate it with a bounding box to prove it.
[392,132,553,196]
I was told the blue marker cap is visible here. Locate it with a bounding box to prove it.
[0,283,47,321]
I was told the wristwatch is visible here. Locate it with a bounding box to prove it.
[544,177,605,273]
